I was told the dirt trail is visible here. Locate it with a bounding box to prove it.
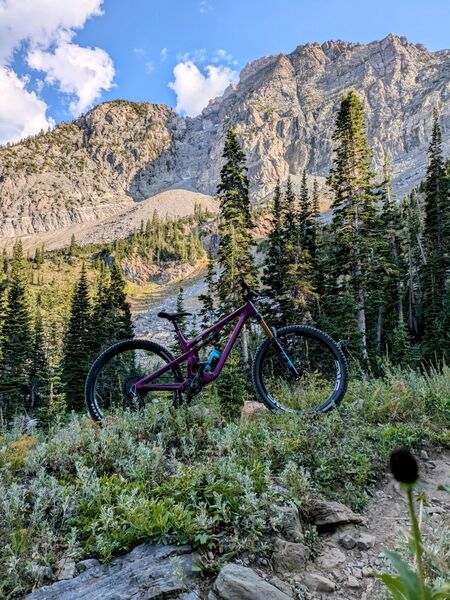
[309,450,450,599]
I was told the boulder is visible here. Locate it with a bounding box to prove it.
[76,559,100,573]
[272,537,310,574]
[304,573,336,593]
[55,558,77,581]
[311,500,364,528]
[338,533,357,549]
[276,504,303,541]
[317,546,346,570]
[240,401,269,423]
[347,575,362,589]
[25,543,199,600]
[356,533,376,550]
[213,564,293,599]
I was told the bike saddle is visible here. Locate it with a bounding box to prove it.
[157,311,192,322]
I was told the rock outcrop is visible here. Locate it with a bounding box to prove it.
[24,543,199,600]
[210,563,293,599]
[1,34,449,243]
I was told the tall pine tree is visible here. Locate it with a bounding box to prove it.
[326,90,378,368]
[421,109,449,361]
[262,181,285,318]
[216,128,256,311]
[0,241,33,417]
[62,264,93,411]
[199,249,216,327]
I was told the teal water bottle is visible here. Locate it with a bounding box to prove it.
[205,349,221,372]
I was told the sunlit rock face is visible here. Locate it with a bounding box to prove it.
[1,35,449,241]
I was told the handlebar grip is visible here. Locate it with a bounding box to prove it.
[239,277,255,299]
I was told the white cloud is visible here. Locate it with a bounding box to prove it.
[0,67,54,144]
[169,61,238,117]
[215,48,233,62]
[133,47,146,56]
[0,0,104,63]
[160,47,168,62]
[177,48,207,64]
[28,42,115,116]
[145,61,154,74]
[0,0,113,143]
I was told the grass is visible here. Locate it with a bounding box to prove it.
[0,367,449,598]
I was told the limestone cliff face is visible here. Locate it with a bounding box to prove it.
[176,34,450,199]
[1,34,449,241]
[0,102,179,237]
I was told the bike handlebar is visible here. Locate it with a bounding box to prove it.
[238,277,256,301]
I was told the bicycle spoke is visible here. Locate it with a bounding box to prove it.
[91,346,179,417]
[259,331,340,412]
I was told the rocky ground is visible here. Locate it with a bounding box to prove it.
[23,436,449,600]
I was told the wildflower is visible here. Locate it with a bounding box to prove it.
[389,446,419,485]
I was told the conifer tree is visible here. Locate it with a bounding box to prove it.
[368,150,410,365]
[216,347,247,418]
[29,308,50,412]
[2,248,8,276]
[62,264,93,411]
[199,250,216,327]
[45,322,66,419]
[421,109,449,361]
[69,234,77,257]
[280,177,316,324]
[282,177,298,249]
[262,182,285,317]
[403,191,424,339]
[299,170,310,239]
[326,90,378,367]
[91,261,134,353]
[216,128,255,311]
[176,287,187,329]
[108,261,134,341]
[0,241,33,417]
[311,177,320,219]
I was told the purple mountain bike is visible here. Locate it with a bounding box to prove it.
[85,280,348,420]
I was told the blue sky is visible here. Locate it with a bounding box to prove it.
[0,0,449,144]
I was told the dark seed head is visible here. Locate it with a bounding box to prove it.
[389,447,419,484]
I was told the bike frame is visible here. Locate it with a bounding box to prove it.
[135,300,274,393]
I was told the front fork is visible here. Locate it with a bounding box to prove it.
[255,313,300,377]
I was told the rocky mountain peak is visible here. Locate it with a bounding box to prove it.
[0,35,449,245]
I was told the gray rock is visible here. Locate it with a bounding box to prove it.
[356,534,376,550]
[317,547,346,570]
[269,576,293,596]
[304,573,336,593]
[2,36,449,249]
[362,566,373,577]
[272,537,310,574]
[277,504,303,541]
[76,559,100,573]
[213,563,293,599]
[311,500,364,528]
[339,533,357,549]
[25,543,199,600]
[55,558,77,581]
[347,575,362,589]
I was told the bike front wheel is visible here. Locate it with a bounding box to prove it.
[252,325,348,414]
[85,339,183,421]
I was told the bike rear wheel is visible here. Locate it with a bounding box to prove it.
[252,325,348,414]
[85,339,183,421]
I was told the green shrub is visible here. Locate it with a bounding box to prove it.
[0,367,448,597]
